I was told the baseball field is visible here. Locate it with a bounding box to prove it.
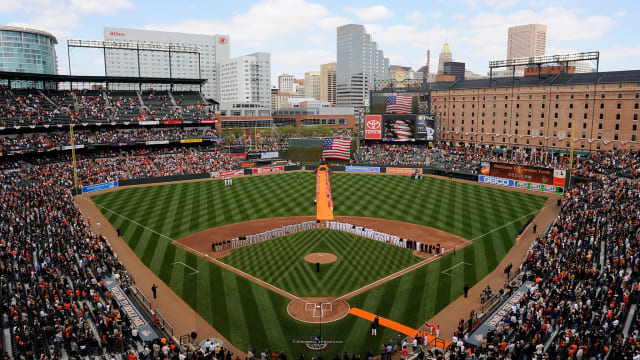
[90,172,548,356]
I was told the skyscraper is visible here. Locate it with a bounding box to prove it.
[217,52,271,112]
[437,43,452,75]
[507,24,547,60]
[104,27,229,100]
[320,62,337,106]
[336,24,389,110]
[304,71,321,100]
[278,74,295,94]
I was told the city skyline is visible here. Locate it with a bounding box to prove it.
[2,0,638,86]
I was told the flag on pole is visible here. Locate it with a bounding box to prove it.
[322,138,351,160]
[386,95,413,113]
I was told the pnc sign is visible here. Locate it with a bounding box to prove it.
[365,115,382,140]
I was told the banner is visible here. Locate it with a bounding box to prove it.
[252,166,284,174]
[163,120,182,125]
[386,167,423,174]
[146,140,169,145]
[180,138,203,144]
[239,162,255,168]
[211,170,244,179]
[230,153,247,160]
[365,115,382,140]
[479,175,563,194]
[81,181,118,194]
[490,162,554,185]
[345,166,380,173]
[102,277,158,341]
[415,114,435,141]
[139,120,159,125]
[480,162,490,175]
[261,151,279,159]
[200,119,219,124]
[553,169,566,187]
[62,145,85,150]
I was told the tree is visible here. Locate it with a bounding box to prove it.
[231,127,243,139]
[278,125,297,137]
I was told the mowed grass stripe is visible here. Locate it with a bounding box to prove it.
[90,172,548,357]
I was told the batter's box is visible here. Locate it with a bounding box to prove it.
[312,303,333,318]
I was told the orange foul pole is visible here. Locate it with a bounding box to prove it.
[316,165,334,220]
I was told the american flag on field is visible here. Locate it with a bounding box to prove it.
[322,138,351,160]
[386,94,413,113]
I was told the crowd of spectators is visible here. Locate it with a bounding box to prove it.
[352,144,430,166]
[0,88,215,126]
[0,127,219,152]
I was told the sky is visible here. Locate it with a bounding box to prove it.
[2,0,640,86]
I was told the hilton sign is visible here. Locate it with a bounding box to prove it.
[109,31,125,37]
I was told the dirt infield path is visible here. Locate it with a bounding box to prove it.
[74,194,247,357]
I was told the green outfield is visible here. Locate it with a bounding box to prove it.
[91,172,548,357]
[219,228,422,297]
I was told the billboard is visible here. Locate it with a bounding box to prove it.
[377,114,435,142]
[345,166,381,173]
[81,181,118,194]
[369,90,430,114]
[365,115,382,140]
[252,166,284,174]
[479,175,564,194]
[386,167,423,174]
[490,163,554,185]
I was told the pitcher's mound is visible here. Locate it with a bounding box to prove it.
[287,298,350,323]
[304,253,337,264]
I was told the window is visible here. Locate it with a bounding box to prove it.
[633,135,637,142]
[615,134,619,140]
[555,95,559,99]
[635,103,639,109]
[571,94,575,99]
[542,104,545,109]
[583,123,587,129]
[635,114,638,121]
[585,94,590,99]
[599,123,603,129]
[584,113,588,119]
[568,123,572,128]
[600,103,604,109]
[569,113,573,119]
[554,113,558,119]
[600,113,604,120]
[540,122,544,127]
[616,114,621,120]
[617,103,622,109]
[554,122,558,128]
[633,124,637,131]
[618,93,623,99]
[585,103,589,109]
[601,93,606,99]
[570,103,574,109]
[616,124,620,131]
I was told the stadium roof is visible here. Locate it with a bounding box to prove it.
[0,71,207,85]
[429,70,640,91]
[0,25,58,44]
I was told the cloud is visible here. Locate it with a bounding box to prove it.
[345,5,394,21]
[0,0,54,13]
[69,0,134,14]
[407,11,425,23]
[271,49,334,79]
[9,5,80,39]
[146,0,334,48]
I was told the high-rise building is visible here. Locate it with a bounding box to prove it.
[103,27,229,99]
[443,62,465,80]
[337,24,389,110]
[320,62,337,106]
[0,26,57,74]
[304,71,321,100]
[294,79,305,98]
[507,24,547,60]
[217,52,271,114]
[278,74,295,94]
[437,43,452,75]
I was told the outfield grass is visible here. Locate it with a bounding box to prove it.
[91,172,548,357]
[220,228,422,297]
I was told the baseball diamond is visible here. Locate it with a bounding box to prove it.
[86,171,548,356]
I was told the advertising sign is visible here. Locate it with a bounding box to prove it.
[415,114,435,141]
[200,119,219,124]
[479,175,563,194]
[81,181,118,194]
[252,166,284,174]
[478,175,516,187]
[145,140,169,145]
[490,163,554,185]
[553,169,567,187]
[180,138,203,144]
[386,167,423,174]
[103,277,158,341]
[230,153,247,160]
[163,120,182,125]
[345,166,381,173]
[261,151,279,159]
[62,145,84,150]
[211,170,244,179]
[364,115,382,140]
[139,121,159,125]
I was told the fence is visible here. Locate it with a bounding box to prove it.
[154,308,174,336]
[135,287,152,310]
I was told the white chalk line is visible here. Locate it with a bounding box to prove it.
[170,261,199,275]
[441,262,473,276]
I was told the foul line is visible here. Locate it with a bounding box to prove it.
[441,262,473,276]
[95,203,175,242]
[171,261,199,275]
[468,203,553,242]
[94,203,303,301]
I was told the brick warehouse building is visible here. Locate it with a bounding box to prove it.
[431,70,640,151]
